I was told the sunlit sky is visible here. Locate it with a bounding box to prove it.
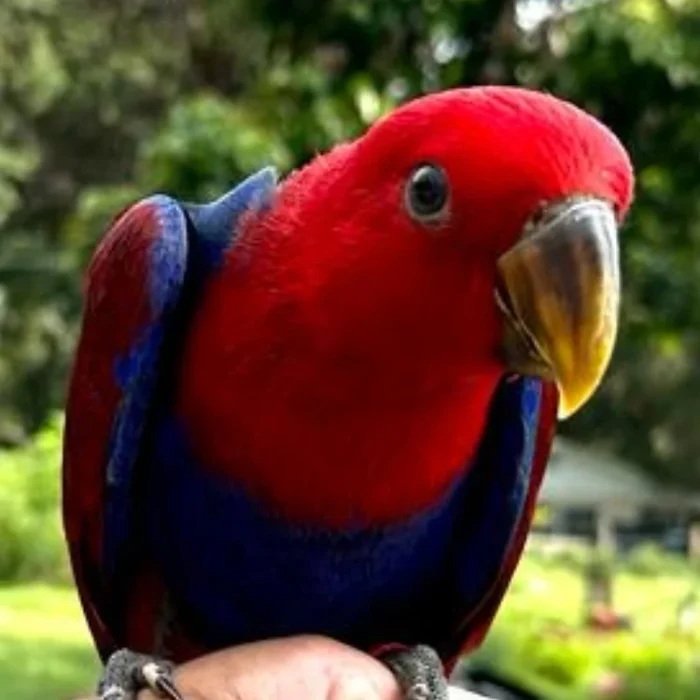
[516,0,592,32]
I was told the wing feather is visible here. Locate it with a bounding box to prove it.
[63,196,188,655]
[62,168,278,657]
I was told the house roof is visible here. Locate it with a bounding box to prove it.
[538,437,700,511]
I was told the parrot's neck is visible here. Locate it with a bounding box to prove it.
[177,315,504,527]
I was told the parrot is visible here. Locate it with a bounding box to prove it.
[62,86,634,700]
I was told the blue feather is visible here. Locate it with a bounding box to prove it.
[184,167,277,271]
[145,376,542,651]
[102,170,277,585]
[104,197,187,579]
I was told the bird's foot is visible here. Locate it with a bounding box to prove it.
[380,645,449,700]
[98,648,183,700]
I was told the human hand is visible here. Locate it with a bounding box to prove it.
[78,635,485,700]
[136,635,402,700]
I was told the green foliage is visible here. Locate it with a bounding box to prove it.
[140,93,293,200]
[0,415,68,583]
[623,542,698,577]
[479,626,700,700]
[473,548,700,699]
[526,536,617,577]
[607,638,700,700]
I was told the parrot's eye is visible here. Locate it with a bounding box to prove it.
[405,164,449,224]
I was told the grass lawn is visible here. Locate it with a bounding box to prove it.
[0,584,98,700]
[472,546,700,699]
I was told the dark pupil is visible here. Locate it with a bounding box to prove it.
[411,166,446,215]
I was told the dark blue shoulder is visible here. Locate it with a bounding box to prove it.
[184,166,278,272]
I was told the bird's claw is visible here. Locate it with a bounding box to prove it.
[98,648,183,700]
[138,660,184,700]
[380,645,449,700]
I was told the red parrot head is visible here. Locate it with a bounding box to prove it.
[181,86,634,523]
[258,86,633,419]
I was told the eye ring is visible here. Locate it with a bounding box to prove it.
[404,163,450,224]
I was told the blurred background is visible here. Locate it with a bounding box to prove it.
[1,0,699,698]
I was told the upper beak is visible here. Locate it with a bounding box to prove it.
[496,198,620,419]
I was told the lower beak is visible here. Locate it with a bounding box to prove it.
[496,198,620,419]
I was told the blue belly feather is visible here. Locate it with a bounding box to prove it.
[145,376,541,650]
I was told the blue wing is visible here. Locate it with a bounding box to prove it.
[444,377,558,665]
[63,167,277,656]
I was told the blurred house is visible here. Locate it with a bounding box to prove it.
[536,437,700,556]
